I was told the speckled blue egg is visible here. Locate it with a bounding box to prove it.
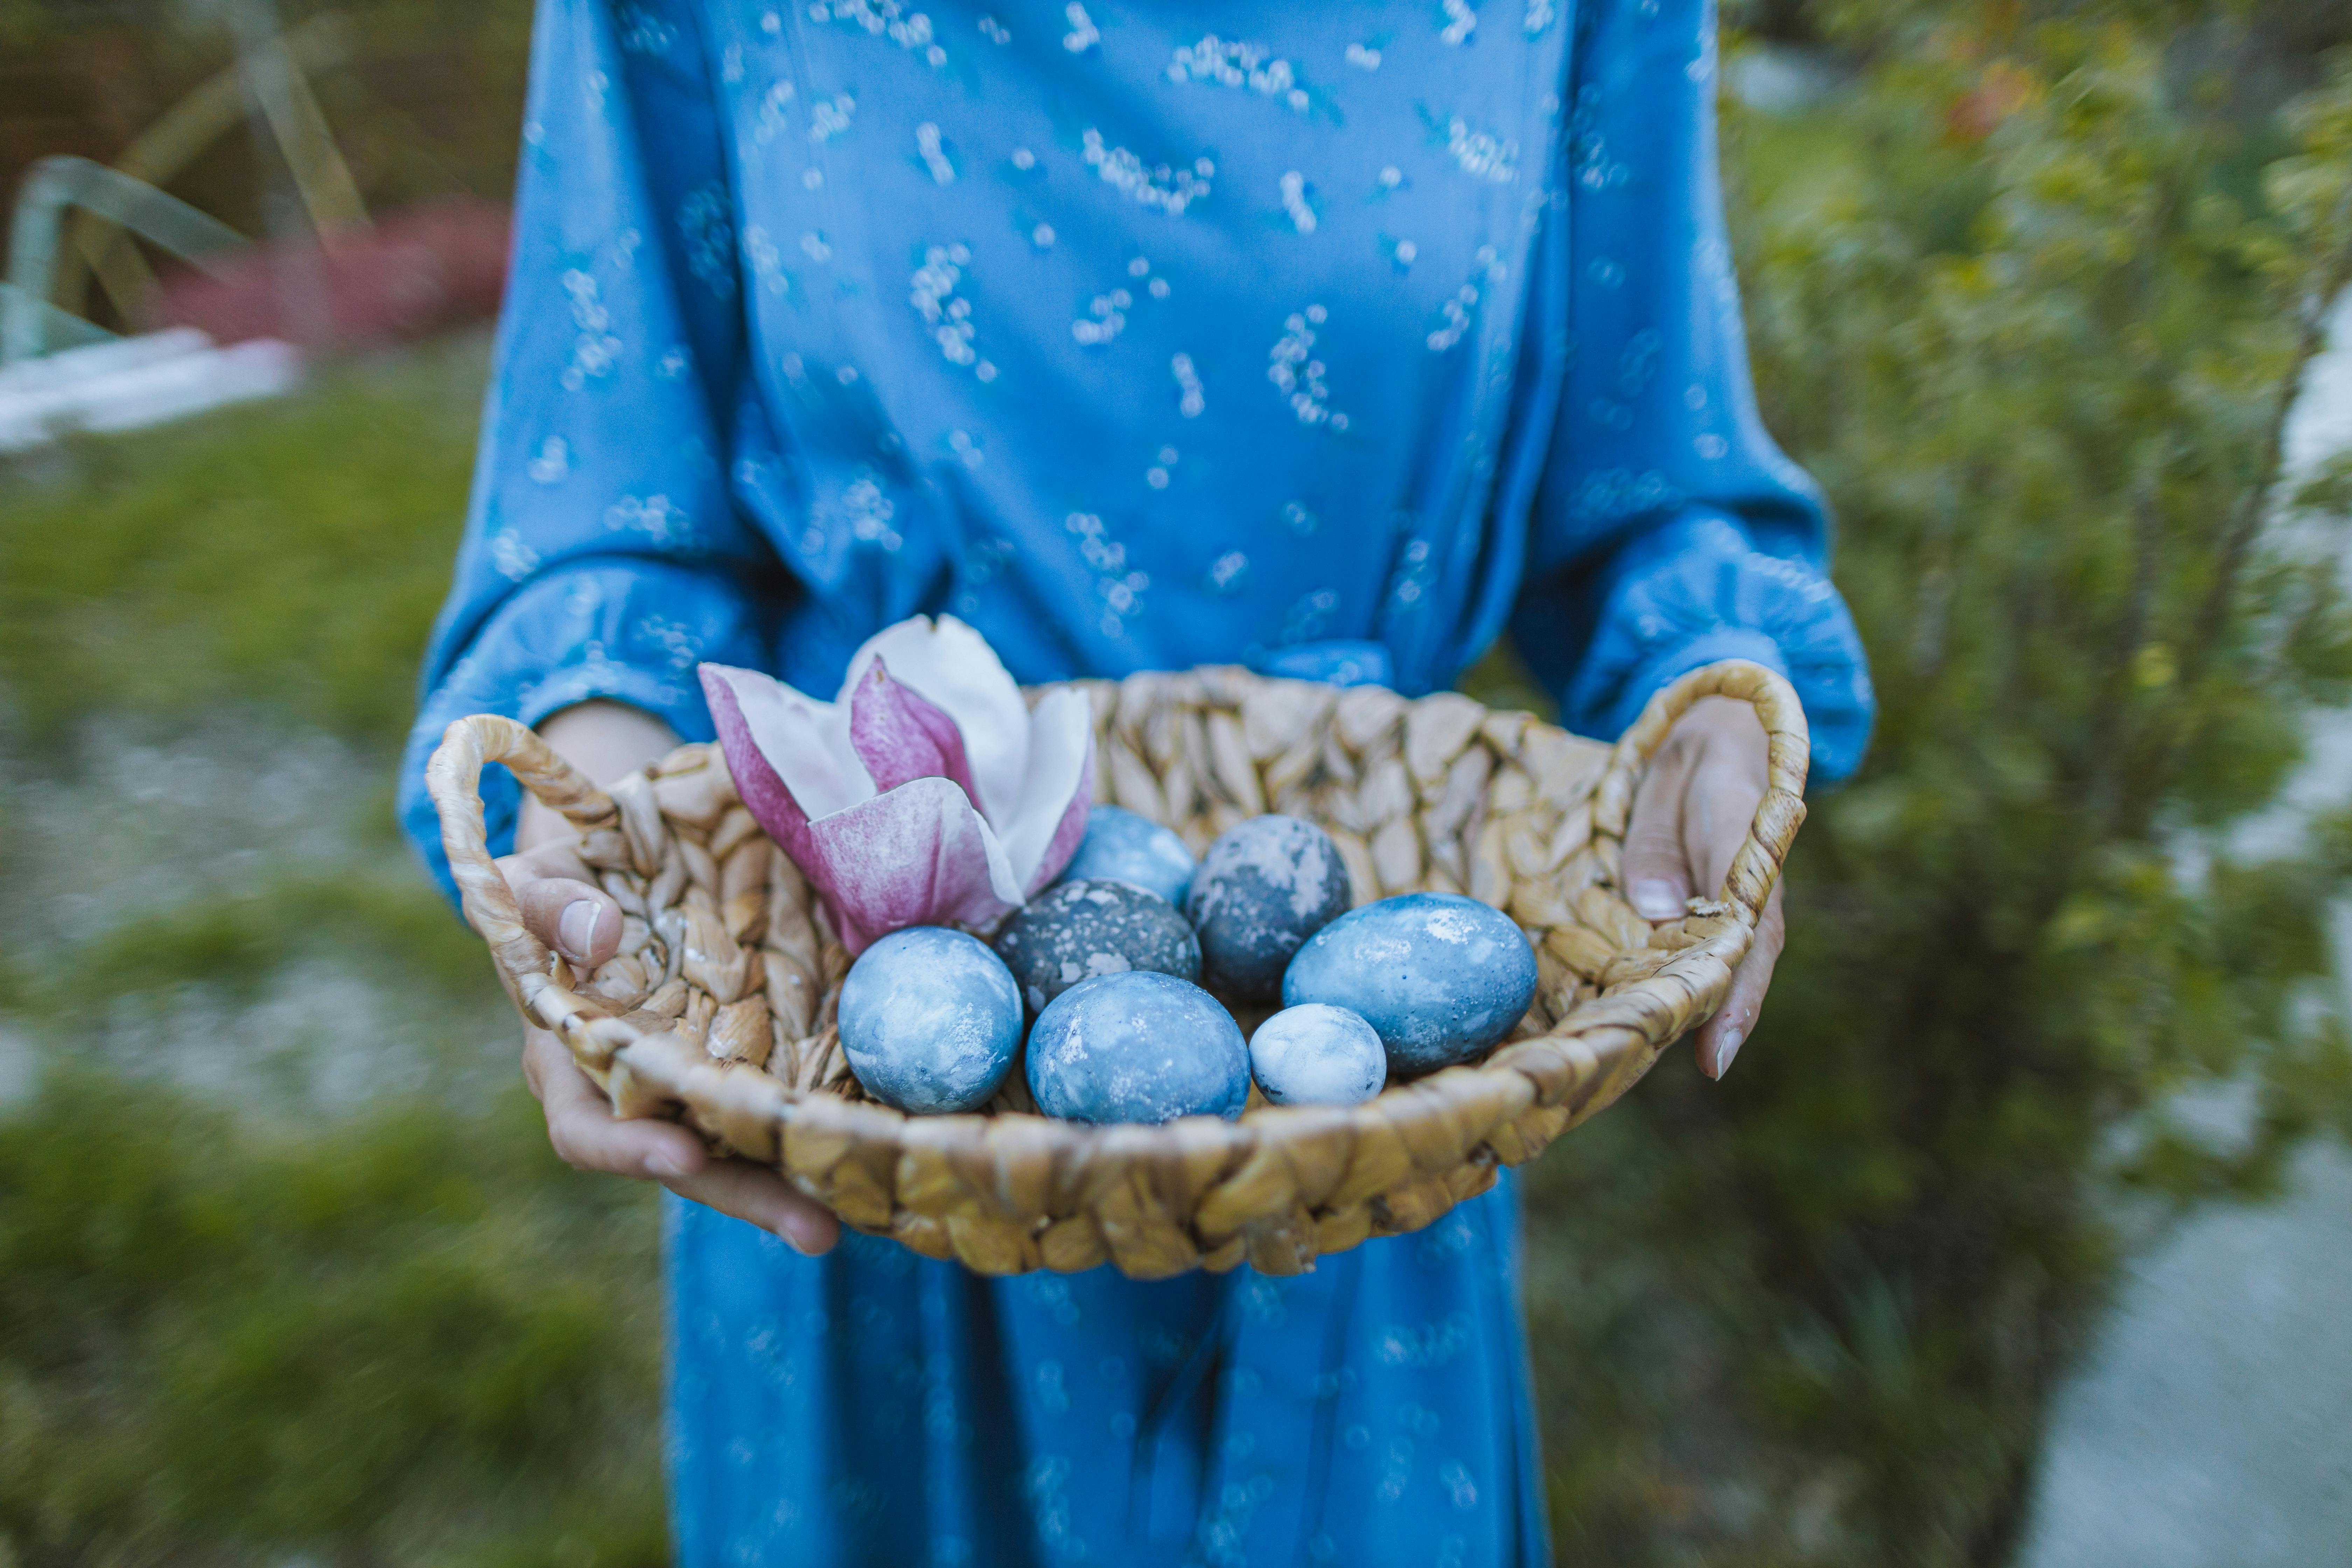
[1058,804,1197,908]
[1026,971,1250,1124]
[1282,893,1539,1077]
[1248,1004,1387,1106]
[992,878,1201,1015]
[838,926,1022,1114]
[1184,815,1354,1001]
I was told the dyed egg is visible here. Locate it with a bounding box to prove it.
[1059,804,1197,908]
[1281,892,1538,1076]
[1026,971,1250,1124]
[1248,1003,1387,1106]
[837,926,1022,1114]
[992,878,1202,1015]
[1183,815,1353,1001]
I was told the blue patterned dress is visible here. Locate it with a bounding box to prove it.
[398,1,1874,1562]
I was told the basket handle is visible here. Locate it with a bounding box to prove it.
[1592,660,1811,928]
[423,714,624,1031]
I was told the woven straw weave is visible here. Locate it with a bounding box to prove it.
[426,659,1808,1279]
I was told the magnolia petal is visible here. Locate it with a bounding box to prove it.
[848,655,986,803]
[1021,747,1096,898]
[1002,686,1099,895]
[703,663,820,868]
[701,662,872,821]
[799,776,1026,953]
[845,615,1029,828]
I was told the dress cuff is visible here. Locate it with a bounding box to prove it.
[1560,509,1874,785]
[1598,624,1793,740]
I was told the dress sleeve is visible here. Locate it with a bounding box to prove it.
[396,0,782,901]
[1510,0,1874,783]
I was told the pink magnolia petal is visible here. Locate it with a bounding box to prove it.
[703,664,819,869]
[847,655,985,804]
[799,777,1024,953]
[846,616,1029,825]
[700,661,870,818]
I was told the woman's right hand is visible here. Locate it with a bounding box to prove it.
[501,701,841,1256]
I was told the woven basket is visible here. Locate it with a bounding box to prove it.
[426,659,1808,1279]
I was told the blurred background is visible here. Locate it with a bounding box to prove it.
[2,0,2350,1563]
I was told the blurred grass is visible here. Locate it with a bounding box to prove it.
[0,1074,666,1568]
[0,337,483,743]
[0,340,675,1567]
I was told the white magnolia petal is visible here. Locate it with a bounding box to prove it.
[1000,686,1096,888]
[845,615,1029,828]
[706,662,872,819]
[973,810,1029,909]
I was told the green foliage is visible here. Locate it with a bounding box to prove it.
[1520,8,2352,1562]
[0,334,679,1566]
[0,1073,666,1568]
[0,336,484,746]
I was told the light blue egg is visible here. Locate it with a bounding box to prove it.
[1248,1003,1386,1106]
[1026,971,1249,1124]
[1059,805,1197,908]
[838,926,1022,1114]
[1281,893,1539,1077]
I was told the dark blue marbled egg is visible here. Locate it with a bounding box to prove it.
[1281,893,1539,1077]
[838,926,1022,1114]
[992,878,1201,1015]
[1248,1003,1387,1106]
[1058,804,1197,908]
[1026,971,1250,1124]
[1184,815,1353,1001]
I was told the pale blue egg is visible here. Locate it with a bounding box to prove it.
[1059,804,1197,907]
[1184,815,1353,1001]
[838,926,1022,1114]
[1281,893,1539,1076]
[1026,971,1249,1124]
[1248,1003,1386,1106]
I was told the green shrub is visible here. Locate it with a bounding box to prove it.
[1520,8,2352,1562]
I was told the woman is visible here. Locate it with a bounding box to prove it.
[400,1,1873,1561]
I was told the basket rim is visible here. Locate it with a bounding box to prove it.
[423,659,1809,1268]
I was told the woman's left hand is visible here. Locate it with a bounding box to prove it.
[1619,695,1781,1080]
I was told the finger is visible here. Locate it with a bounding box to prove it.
[522,1031,841,1253]
[1696,883,1784,1080]
[1624,738,1698,921]
[514,874,623,967]
[662,1161,842,1256]
[527,1030,709,1179]
[1682,746,1769,903]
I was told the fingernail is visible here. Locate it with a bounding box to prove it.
[559,899,600,961]
[645,1148,691,1180]
[777,1216,823,1256]
[1713,1027,1743,1080]
[1631,879,1684,920]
